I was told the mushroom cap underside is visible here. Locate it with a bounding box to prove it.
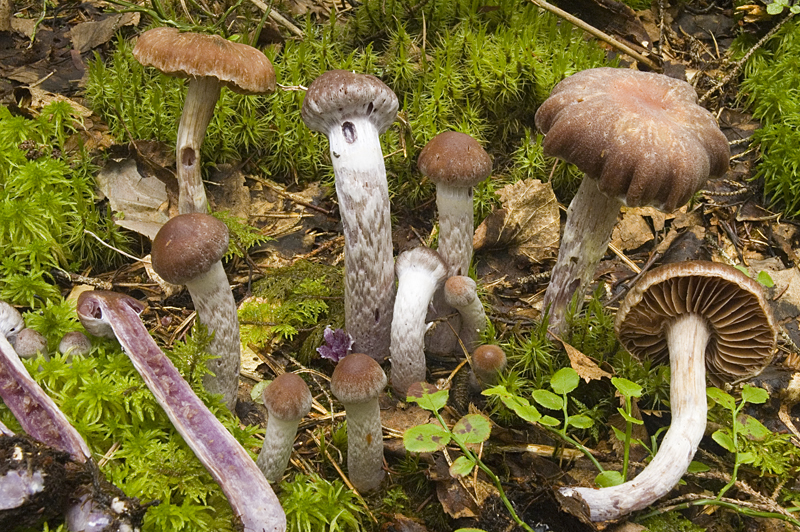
[615,261,776,384]
[301,70,399,135]
[417,131,493,188]
[133,27,276,95]
[151,213,229,286]
[535,67,730,212]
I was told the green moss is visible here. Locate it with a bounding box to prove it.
[641,511,706,532]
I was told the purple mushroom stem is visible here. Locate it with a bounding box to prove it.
[76,290,286,532]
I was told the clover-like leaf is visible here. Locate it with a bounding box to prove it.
[687,461,710,473]
[567,414,594,430]
[741,384,768,405]
[611,377,643,398]
[736,413,771,441]
[550,367,580,395]
[449,455,476,477]
[539,415,561,427]
[617,408,644,425]
[406,382,449,413]
[533,389,563,411]
[452,414,491,445]
[707,387,735,411]
[404,424,451,453]
[595,470,624,487]
[712,429,736,453]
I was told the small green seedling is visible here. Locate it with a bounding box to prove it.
[766,0,800,15]
[596,377,644,487]
[404,383,534,532]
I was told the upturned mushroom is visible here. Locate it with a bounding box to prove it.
[417,131,492,354]
[390,247,448,396]
[301,70,398,363]
[150,213,240,411]
[535,68,730,334]
[257,372,313,483]
[77,290,286,532]
[443,275,486,354]
[558,261,775,521]
[330,353,387,492]
[133,27,276,214]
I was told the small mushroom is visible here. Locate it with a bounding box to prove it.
[0,300,24,342]
[417,132,492,354]
[77,290,286,532]
[330,353,387,492]
[12,328,47,359]
[390,247,448,396]
[535,68,730,334]
[256,372,312,483]
[301,70,399,363]
[471,344,507,386]
[58,332,92,357]
[443,276,486,354]
[558,261,776,521]
[150,213,240,411]
[133,27,276,214]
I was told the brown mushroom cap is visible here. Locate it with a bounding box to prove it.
[262,373,313,422]
[301,70,398,135]
[151,213,229,286]
[330,353,387,405]
[133,27,276,95]
[417,131,492,188]
[535,68,730,212]
[444,276,478,308]
[615,261,776,384]
[472,345,507,375]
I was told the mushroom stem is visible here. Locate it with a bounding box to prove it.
[185,262,241,411]
[543,177,623,335]
[329,116,395,362]
[175,77,221,214]
[560,313,709,521]
[256,416,301,484]
[77,291,286,532]
[342,399,384,492]
[436,185,474,278]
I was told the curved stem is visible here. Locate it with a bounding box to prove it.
[257,417,300,483]
[560,314,709,521]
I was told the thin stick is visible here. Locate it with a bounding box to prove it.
[248,0,304,38]
[528,0,660,71]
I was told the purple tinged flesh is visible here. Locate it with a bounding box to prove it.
[76,291,286,532]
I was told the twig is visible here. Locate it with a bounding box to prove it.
[247,0,304,38]
[527,0,661,71]
[699,10,797,104]
[83,229,149,263]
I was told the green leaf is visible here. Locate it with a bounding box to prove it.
[550,367,579,395]
[687,461,710,473]
[611,426,626,441]
[741,384,769,405]
[595,470,624,487]
[734,264,751,277]
[539,415,561,427]
[568,415,594,429]
[250,379,270,403]
[736,413,772,441]
[406,382,449,412]
[757,270,775,287]
[707,387,735,411]
[449,456,476,477]
[492,392,542,424]
[617,408,644,425]
[767,2,785,14]
[404,424,451,453]
[611,377,643,398]
[532,389,563,411]
[712,430,736,453]
[738,451,757,465]
[452,414,492,445]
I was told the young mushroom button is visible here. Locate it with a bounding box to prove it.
[133,27,276,214]
[558,261,776,521]
[257,373,313,483]
[535,67,730,335]
[330,353,387,492]
[301,70,399,363]
[150,213,241,411]
[471,344,507,386]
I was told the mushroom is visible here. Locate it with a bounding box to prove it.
[471,344,507,386]
[150,213,241,411]
[390,247,448,396]
[329,353,387,492]
[58,331,92,357]
[133,27,276,214]
[558,261,776,521]
[77,290,286,532]
[12,328,47,359]
[0,300,24,341]
[301,70,398,363]
[535,68,730,334]
[256,372,312,483]
[443,275,486,354]
[417,131,492,354]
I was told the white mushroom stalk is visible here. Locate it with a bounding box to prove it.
[443,276,486,354]
[256,373,312,483]
[560,314,709,520]
[77,290,286,532]
[330,353,387,492]
[390,247,448,396]
[301,70,399,363]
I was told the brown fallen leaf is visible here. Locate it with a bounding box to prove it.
[551,333,612,383]
[473,179,559,264]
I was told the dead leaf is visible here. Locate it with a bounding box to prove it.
[70,13,140,53]
[611,211,652,251]
[553,334,612,383]
[473,179,559,264]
